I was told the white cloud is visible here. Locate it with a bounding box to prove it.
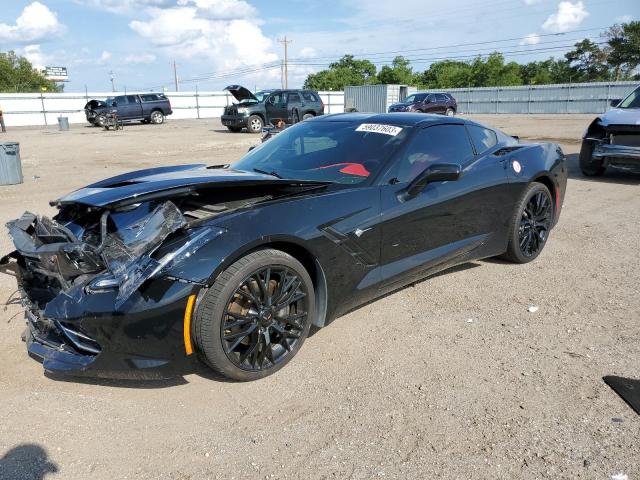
[129,3,277,73]
[299,47,317,58]
[0,2,65,43]
[125,53,157,64]
[615,14,633,23]
[16,44,51,69]
[176,0,256,19]
[542,1,589,33]
[99,51,112,63]
[519,33,540,45]
[75,0,174,14]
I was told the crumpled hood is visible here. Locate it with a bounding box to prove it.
[53,164,328,208]
[598,108,640,127]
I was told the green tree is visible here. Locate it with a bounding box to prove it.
[0,51,61,93]
[303,55,377,90]
[564,39,608,82]
[415,60,472,88]
[605,21,640,80]
[377,56,414,84]
[470,53,523,87]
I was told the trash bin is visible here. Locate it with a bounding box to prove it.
[0,142,23,185]
[58,116,69,131]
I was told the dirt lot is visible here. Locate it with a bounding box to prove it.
[0,115,638,480]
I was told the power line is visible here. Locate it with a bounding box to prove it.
[287,27,609,62]
[289,41,611,68]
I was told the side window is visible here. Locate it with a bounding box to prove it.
[269,93,283,104]
[426,94,435,103]
[467,125,497,154]
[126,95,139,104]
[396,125,473,183]
[436,93,447,103]
[415,94,427,102]
[114,95,127,105]
[288,92,301,104]
[141,94,158,101]
[302,91,318,102]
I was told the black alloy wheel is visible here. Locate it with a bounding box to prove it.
[193,249,314,381]
[518,190,552,258]
[221,266,308,371]
[501,183,554,263]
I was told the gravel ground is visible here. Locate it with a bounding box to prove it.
[0,115,638,480]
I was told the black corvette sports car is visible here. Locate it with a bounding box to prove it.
[0,113,567,381]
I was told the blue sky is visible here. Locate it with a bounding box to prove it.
[0,0,637,92]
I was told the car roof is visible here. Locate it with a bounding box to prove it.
[316,112,465,128]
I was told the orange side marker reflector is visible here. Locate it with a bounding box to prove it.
[183,294,196,355]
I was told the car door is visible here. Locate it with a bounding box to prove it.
[288,92,303,122]
[424,94,439,114]
[265,92,288,124]
[120,95,143,119]
[439,93,453,114]
[377,123,511,292]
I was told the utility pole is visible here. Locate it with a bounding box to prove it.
[109,71,115,92]
[173,60,179,92]
[278,36,292,88]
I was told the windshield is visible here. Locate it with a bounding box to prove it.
[253,91,271,103]
[233,121,409,184]
[105,96,114,104]
[618,87,640,109]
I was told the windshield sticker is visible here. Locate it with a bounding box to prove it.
[355,123,403,136]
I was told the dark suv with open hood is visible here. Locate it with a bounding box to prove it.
[388,92,457,116]
[221,85,324,133]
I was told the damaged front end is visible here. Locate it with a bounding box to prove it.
[0,201,222,377]
[585,119,640,167]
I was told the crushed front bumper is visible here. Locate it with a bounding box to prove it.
[593,143,640,162]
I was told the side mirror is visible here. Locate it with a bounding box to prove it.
[609,99,621,107]
[401,163,461,200]
[111,101,117,107]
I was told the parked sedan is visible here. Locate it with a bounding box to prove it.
[388,92,457,116]
[1,113,566,381]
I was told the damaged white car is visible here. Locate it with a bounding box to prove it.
[580,84,640,176]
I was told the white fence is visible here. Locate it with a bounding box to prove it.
[0,90,346,127]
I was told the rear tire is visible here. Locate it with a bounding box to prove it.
[302,113,314,120]
[445,108,455,116]
[150,110,164,124]
[247,115,263,134]
[501,183,554,264]
[193,249,315,381]
[579,140,605,176]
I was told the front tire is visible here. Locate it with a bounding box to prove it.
[193,249,315,381]
[96,114,107,128]
[247,115,263,134]
[501,183,554,264]
[579,140,605,176]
